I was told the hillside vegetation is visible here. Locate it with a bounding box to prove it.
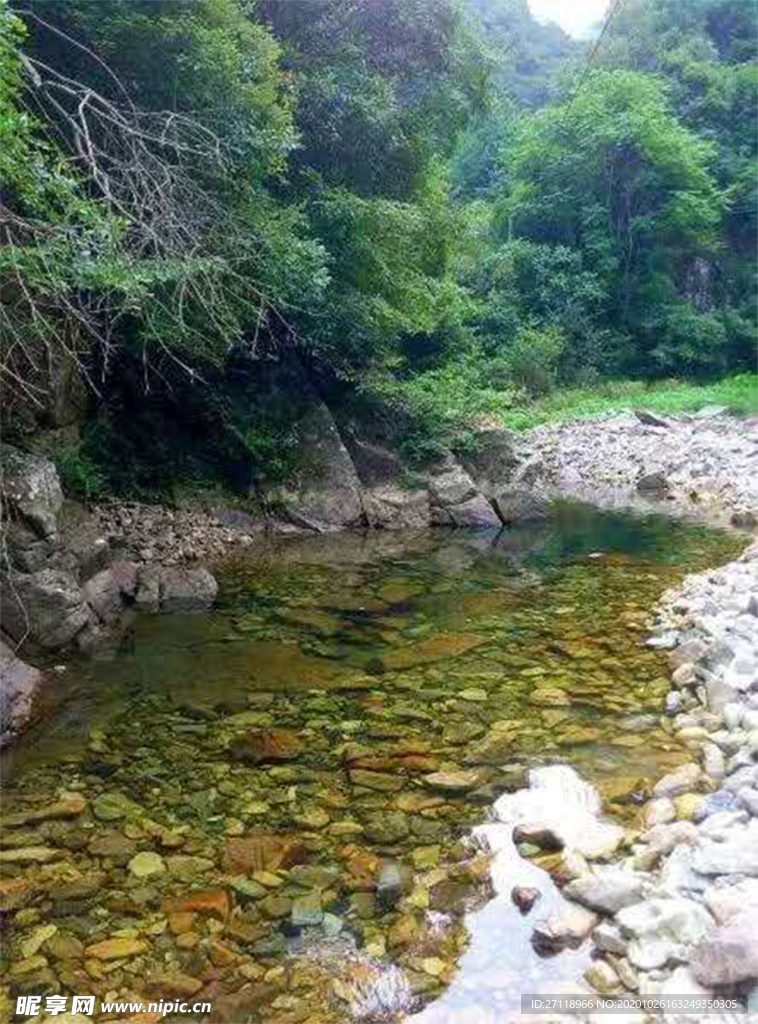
[1,0,755,497]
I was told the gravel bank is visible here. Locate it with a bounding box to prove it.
[502,408,758,1022]
[517,409,758,528]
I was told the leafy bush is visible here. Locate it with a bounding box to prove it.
[53,442,107,501]
[364,357,523,464]
[497,324,566,396]
[647,302,729,377]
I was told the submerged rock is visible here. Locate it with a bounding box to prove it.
[229,729,303,764]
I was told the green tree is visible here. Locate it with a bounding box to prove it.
[500,68,729,373]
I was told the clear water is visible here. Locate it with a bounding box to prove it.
[0,502,744,1023]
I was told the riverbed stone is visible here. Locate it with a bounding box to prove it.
[691,912,758,985]
[230,729,303,764]
[564,869,646,915]
[653,763,703,798]
[616,898,713,971]
[222,836,306,874]
[592,922,628,956]
[692,820,758,876]
[422,769,487,793]
[85,937,149,960]
[92,792,143,821]
[291,893,323,927]
[643,798,676,828]
[349,769,405,792]
[128,851,166,878]
[532,906,599,950]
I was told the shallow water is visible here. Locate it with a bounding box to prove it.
[0,502,745,1023]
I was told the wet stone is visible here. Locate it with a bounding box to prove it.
[92,792,143,821]
[229,729,303,764]
[128,851,166,878]
[291,892,323,928]
[512,886,541,913]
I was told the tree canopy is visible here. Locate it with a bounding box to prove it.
[1,0,755,489]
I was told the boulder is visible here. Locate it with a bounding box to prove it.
[458,429,521,498]
[532,906,599,950]
[264,399,365,532]
[635,410,671,429]
[616,898,713,971]
[564,869,646,915]
[82,561,138,622]
[692,820,758,876]
[134,565,162,612]
[636,471,670,495]
[362,486,430,530]
[425,455,500,529]
[159,567,217,612]
[653,763,702,798]
[1,444,63,540]
[0,639,42,746]
[0,568,90,649]
[491,489,550,525]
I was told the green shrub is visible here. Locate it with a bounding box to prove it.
[499,324,566,396]
[53,443,107,501]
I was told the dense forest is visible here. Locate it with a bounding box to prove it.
[1,0,756,498]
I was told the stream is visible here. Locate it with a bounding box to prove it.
[0,501,745,1024]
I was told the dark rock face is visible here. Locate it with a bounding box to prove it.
[346,436,431,529]
[265,400,365,532]
[1,443,64,572]
[1,444,63,540]
[458,429,521,499]
[0,640,42,747]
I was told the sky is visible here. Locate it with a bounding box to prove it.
[529,0,610,38]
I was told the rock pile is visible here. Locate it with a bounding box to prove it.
[502,540,758,1020]
[0,446,219,745]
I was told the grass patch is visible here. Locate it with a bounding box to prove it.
[498,374,758,431]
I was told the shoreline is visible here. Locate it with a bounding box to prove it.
[499,413,758,1021]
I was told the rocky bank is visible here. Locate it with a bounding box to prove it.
[489,409,758,1022]
[517,407,758,528]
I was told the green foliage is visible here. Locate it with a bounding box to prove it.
[497,374,758,431]
[53,440,107,501]
[494,324,566,396]
[306,169,474,377]
[363,356,522,464]
[1,0,756,489]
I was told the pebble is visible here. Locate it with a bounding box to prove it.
[128,851,166,878]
